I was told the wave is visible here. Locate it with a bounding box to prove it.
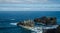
[0,23,18,29]
[10,23,17,25]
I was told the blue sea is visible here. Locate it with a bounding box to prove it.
[0,11,60,33]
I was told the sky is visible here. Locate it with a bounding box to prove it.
[0,0,60,11]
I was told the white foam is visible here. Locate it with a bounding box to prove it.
[10,23,17,25]
[43,25,59,29]
[30,27,43,33]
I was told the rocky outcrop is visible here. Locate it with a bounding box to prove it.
[34,17,56,25]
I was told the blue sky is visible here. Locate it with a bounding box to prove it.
[0,0,60,11]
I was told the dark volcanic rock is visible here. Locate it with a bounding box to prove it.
[56,25,60,33]
[44,25,60,33]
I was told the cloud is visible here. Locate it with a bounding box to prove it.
[49,0,60,4]
[0,0,60,11]
[0,7,60,11]
[0,0,58,4]
[0,4,60,11]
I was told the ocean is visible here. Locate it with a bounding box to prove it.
[0,11,60,33]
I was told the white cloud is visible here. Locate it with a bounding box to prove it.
[0,0,55,4]
[0,4,60,11]
[0,0,59,4]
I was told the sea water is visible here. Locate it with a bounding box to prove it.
[0,11,60,33]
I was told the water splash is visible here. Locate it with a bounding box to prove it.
[31,27,43,33]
